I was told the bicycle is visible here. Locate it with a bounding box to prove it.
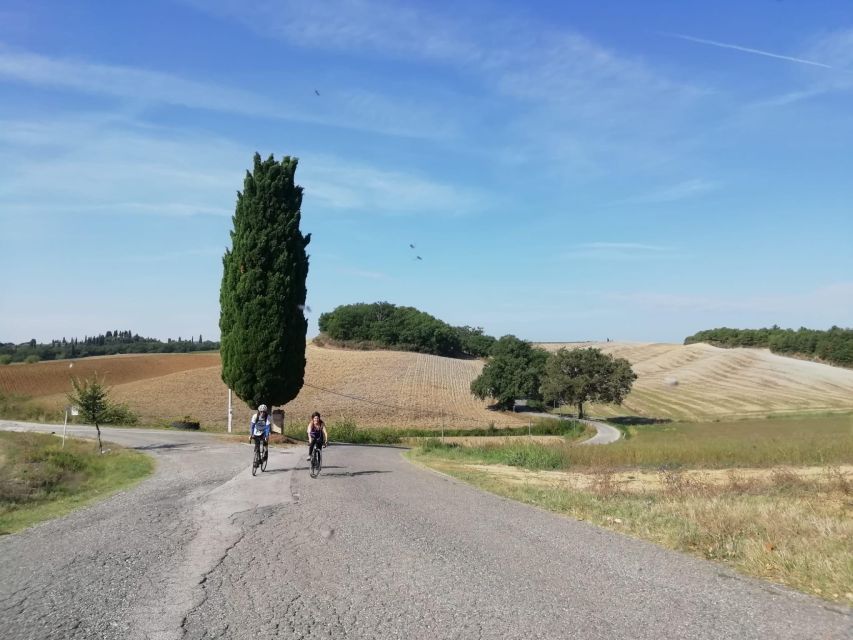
[309,441,325,478]
[251,431,269,476]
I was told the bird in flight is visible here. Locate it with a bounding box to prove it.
[409,243,415,249]
[314,89,320,96]
[416,255,423,261]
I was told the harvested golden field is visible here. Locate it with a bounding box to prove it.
[537,342,853,421]
[0,353,220,398]
[35,344,525,430]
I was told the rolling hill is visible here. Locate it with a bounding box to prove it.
[3,342,853,428]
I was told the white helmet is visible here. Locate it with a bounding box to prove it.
[258,404,268,412]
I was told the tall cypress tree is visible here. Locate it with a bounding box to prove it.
[220,153,311,409]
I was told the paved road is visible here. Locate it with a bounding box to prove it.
[577,418,622,445]
[0,421,849,639]
[526,412,623,445]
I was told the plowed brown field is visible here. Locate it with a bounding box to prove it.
[0,353,220,397]
[537,342,853,421]
[22,345,524,429]
[6,342,853,428]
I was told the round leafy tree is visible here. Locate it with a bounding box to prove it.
[220,153,311,408]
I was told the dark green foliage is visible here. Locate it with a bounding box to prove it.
[454,325,496,357]
[0,331,219,363]
[540,348,637,419]
[220,153,311,408]
[317,302,495,358]
[470,335,549,409]
[685,326,853,368]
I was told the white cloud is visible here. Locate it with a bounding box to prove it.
[0,45,453,139]
[562,242,678,261]
[605,283,853,318]
[0,114,483,221]
[579,242,671,252]
[609,179,718,206]
[335,267,389,280]
[300,155,487,215]
[183,0,706,176]
[0,116,245,219]
[740,30,853,109]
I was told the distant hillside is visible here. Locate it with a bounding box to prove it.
[684,326,852,369]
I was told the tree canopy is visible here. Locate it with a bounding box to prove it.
[684,326,852,368]
[317,302,495,358]
[469,335,548,410]
[220,153,311,408]
[540,347,636,419]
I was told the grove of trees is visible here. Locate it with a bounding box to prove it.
[684,326,852,368]
[0,332,218,363]
[317,302,496,358]
[220,153,311,409]
[470,343,637,417]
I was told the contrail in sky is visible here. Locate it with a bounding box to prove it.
[665,33,833,69]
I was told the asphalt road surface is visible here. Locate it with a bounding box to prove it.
[0,421,849,639]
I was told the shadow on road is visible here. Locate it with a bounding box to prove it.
[607,415,672,426]
[133,443,193,451]
[321,470,391,478]
[328,442,410,450]
[261,465,345,474]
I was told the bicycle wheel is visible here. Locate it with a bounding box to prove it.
[261,442,269,472]
[252,440,260,476]
[310,449,320,478]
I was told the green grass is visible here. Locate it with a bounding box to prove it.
[414,415,852,471]
[0,392,61,423]
[0,431,154,534]
[281,417,587,445]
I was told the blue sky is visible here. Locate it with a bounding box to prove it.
[1,0,851,344]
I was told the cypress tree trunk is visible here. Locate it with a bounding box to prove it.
[577,402,584,420]
[220,153,311,409]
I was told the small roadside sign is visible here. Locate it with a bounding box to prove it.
[70,406,79,416]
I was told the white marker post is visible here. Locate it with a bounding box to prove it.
[64,405,79,448]
[227,389,233,433]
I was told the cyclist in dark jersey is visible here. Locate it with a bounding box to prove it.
[306,411,328,461]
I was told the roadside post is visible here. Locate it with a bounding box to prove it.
[63,405,78,448]
[227,389,233,433]
[528,419,531,439]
